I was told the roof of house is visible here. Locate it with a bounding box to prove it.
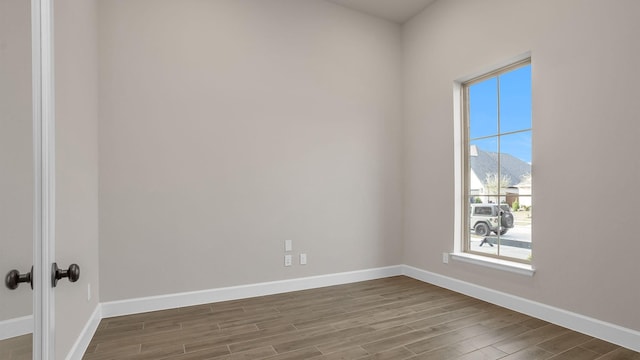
[470,148,531,187]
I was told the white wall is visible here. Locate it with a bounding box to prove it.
[98,0,403,302]
[55,0,100,357]
[403,0,640,331]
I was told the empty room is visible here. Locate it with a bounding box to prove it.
[1,0,639,359]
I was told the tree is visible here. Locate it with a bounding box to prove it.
[484,173,512,197]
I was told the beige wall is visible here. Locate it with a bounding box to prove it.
[45,1,640,354]
[55,0,100,357]
[403,0,640,331]
[0,0,33,323]
[97,0,403,301]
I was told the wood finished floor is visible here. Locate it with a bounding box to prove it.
[0,334,31,360]
[78,276,638,360]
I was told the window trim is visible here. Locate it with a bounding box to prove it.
[454,55,532,266]
[450,252,535,276]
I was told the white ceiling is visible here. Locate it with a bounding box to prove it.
[325,0,437,23]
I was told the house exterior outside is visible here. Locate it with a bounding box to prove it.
[469,145,531,207]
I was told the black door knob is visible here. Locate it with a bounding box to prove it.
[5,266,33,290]
[52,263,80,287]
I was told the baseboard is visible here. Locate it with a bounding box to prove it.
[65,304,102,360]
[0,315,33,341]
[402,264,640,352]
[101,265,404,318]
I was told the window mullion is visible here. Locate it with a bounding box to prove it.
[496,75,501,256]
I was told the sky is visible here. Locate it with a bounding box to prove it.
[469,64,531,164]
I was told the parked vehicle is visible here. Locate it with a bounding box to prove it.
[469,203,514,236]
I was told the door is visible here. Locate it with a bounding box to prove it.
[1,0,36,358]
[3,0,86,357]
[2,1,57,359]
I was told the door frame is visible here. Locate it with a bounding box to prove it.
[31,0,55,358]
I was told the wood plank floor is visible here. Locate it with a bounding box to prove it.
[79,276,639,359]
[0,334,31,360]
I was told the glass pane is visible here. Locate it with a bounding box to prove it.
[499,131,532,186]
[496,195,532,261]
[0,0,34,356]
[467,201,498,256]
[469,77,498,139]
[499,64,531,133]
[469,137,499,201]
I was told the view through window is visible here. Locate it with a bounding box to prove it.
[464,60,532,262]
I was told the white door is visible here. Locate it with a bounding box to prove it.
[1,1,57,359]
[0,1,36,358]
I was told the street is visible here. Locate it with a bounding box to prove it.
[469,211,532,260]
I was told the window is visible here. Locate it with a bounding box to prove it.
[462,59,532,263]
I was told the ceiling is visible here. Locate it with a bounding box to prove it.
[325,0,437,23]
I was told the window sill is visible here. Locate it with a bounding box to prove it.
[450,252,535,276]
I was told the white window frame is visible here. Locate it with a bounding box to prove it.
[452,54,535,276]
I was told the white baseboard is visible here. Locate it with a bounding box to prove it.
[65,305,102,360]
[402,265,640,353]
[101,266,404,318]
[0,315,33,341]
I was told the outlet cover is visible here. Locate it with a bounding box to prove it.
[442,252,449,264]
[285,240,292,252]
[300,253,307,265]
[284,254,292,267]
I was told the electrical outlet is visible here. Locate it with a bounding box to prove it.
[442,252,449,264]
[285,240,292,252]
[300,253,307,265]
[284,254,292,267]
